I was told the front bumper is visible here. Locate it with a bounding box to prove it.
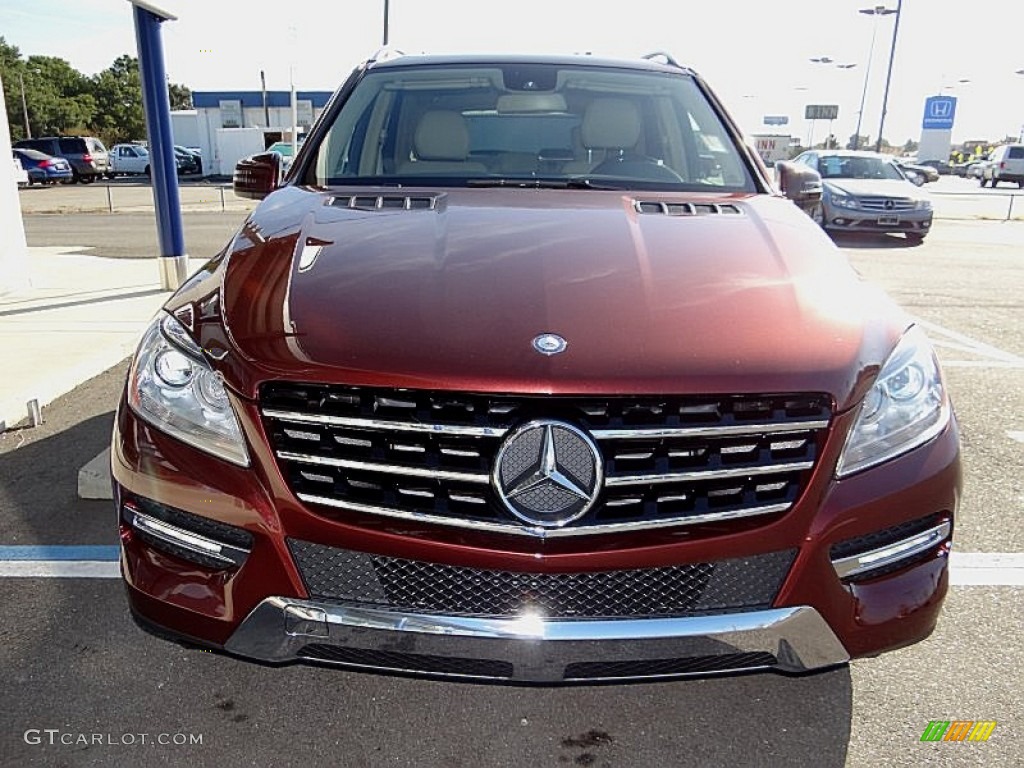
[823,205,932,234]
[221,599,848,681]
[114,387,960,681]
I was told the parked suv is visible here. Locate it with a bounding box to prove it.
[13,135,109,182]
[980,143,1024,188]
[114,51,960,682]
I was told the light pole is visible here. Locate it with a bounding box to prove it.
[809,58,857,149]
[1016,69,1024,141]
[853,5,897,150]
[875,0,903,153]
[383,0,390,46]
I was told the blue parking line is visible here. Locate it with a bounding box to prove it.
[0,545,120,561]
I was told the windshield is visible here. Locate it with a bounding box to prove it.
[817,155,904,181]
[308,63,754,191]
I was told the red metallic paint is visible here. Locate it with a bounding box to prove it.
[115,58,959,663]
[165,186,902,411]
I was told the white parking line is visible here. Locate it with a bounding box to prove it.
[1007,431,1024,443]
[0,561,120,578]
[949,553,1024,586]
[916,319,1024,368]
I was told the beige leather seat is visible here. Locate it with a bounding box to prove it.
[397,110,487,175]
[561,98,642,175]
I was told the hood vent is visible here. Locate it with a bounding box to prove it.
[329,194,440,211]
[633,200,742,216]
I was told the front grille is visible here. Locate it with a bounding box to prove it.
[857,197,916,212]
[261,384,831,537]
[297,645,515,679]
[563,652,778,680]
[287,540,796,618]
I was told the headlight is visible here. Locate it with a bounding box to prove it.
[128,313,250,466]
[915,199,932,211]
[829,193,858,209]
[837,325,949,477]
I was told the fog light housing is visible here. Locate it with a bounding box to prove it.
[121,496,253,570]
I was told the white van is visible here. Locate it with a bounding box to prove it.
[981,144,1024,188]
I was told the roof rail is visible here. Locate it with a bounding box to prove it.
[367,46,406,65]
[642,51,682,68]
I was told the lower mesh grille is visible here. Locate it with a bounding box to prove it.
[287,539,796,618]
[563,652,778,680]
[297,645,514,679]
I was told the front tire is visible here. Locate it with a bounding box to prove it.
[811,203,826,229]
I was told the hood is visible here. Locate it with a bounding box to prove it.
[172,186,903,410]
[824,178,921,198]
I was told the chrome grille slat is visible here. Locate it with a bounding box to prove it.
[261,385,831,537]
[276,450,489,484]
[604,460,814,487]
[295,492,793,538]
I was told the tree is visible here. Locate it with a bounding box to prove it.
[91,55,192,144]
[90,55,145,144]
[22,54,96,137]
[168,82,192,110]
[1,39,192,145]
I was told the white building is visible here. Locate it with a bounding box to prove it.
[184,90,334,176]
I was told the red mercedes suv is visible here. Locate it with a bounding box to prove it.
[113,51,960,682]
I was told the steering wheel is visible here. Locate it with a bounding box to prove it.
[590,155,686,183]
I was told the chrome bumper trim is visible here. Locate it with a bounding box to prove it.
[127,507,249,567]
[224,600,850,682]
[831,520,952,579]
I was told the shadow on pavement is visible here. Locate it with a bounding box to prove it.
[829,232,923,249]
[0,363,127,545]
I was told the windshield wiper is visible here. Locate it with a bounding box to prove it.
[465,177,621,190]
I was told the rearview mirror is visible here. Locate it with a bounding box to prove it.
[233,152,282,200]
[775,161,822,214]
[905,170,926,186]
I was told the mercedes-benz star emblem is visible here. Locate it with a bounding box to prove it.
[532,333,567,355]
[493,420,602,528]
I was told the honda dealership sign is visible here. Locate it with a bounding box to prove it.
[918,96,957,164]
[922,96,957,130]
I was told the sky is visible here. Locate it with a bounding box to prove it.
[2,0,1023,148]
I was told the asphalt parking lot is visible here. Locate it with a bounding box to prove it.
[0,198,1021,766]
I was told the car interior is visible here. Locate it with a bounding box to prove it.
[311,65,754,191]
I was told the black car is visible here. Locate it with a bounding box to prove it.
[13,136,109,182]
[174,145,201,175]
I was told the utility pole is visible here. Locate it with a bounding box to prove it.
[383,0,390,45]
[875,0,903,153]
[260,69,269,127]
[18,72,31,139]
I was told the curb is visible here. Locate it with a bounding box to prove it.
[78,448,113,500]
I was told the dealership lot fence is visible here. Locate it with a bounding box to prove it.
[15,181,1024,221]
[18,181,256,214]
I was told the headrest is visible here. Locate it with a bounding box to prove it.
[581,99,641,150]
[414,110,470,161]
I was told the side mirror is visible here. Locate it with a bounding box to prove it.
[233,152,282,200]
[776,161,822,213]
[906,170,926,186]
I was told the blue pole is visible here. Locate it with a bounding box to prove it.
[132,4,187,289]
